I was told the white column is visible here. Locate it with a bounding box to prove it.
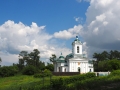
[70,62,71,72]
[80,45,82,54]
[75,62,77,72]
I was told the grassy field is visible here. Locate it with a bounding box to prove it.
[1,71,120,90]
[0,75,56,90]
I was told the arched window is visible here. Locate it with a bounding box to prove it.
[77,46,79,53]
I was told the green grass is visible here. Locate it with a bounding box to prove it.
[0,75,39,89]
[0,75,69,90]
[1,71,120,90]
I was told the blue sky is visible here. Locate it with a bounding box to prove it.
[0,0,89,34]
[0,0,120,65]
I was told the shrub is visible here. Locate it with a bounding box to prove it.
[34,73,44,78]
[110,70,120,76]
[22,65,36,75]
[50,72,96,90]
[34,69,52,78]
[43,69,52,77]
[0,66,19,77]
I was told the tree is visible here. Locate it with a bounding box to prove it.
[0,57,2,67]
[22,65,36,75]
[45,63,54,71]
[0,57,1,63]
[50,54,56,62]
[18,51,28,70]
[28,49,40,67]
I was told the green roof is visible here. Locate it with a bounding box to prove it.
[66,53,73,58]
[88,61,93,64]
[59,56,64,59]
[56,60,66,63]
[74,39,80,41]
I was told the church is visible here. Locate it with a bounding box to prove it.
[53,36,94,73]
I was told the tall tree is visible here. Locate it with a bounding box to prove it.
[50,54,56,62]
[28,49,40,67]
[101,51,109,60]
[18,51,28,70]
[0,57,2,63]
[0,57,2,67]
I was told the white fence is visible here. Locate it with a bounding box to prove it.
[95,72,110,76]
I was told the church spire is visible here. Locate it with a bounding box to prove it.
[76,36,78,39]
[61,52,62,55]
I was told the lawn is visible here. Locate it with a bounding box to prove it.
[0,75,68,90]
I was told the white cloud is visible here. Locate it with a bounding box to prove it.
[0,20,72,66]
[74,17,83,24]
[77,0,91,3]
[84,0,91,2]
[76,0,82,3]
[74,17,80,22]
[96,14,106,22]
[1,0,120,65]
[54,25,83,39]
[54,30,73,39]
[83,0,120,57]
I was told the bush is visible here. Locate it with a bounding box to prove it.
[0,66,19,77]
[110,70,120,76]
[50,72,96,90]
[34,69,52,78]
[22,65,36,75]
[34,73,44,78]
[43,69,52,76]
[98,59,120,71]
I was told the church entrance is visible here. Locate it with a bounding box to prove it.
[59,67,60,72]
[64,68,66,72]
[89,69,91,72]
[78,67,81,73]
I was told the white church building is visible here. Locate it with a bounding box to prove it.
[53,36,94,73]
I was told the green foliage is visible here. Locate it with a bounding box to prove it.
[44,69,52,76]
[64,70,120,90]
[34,69,52,78]
[45,63,54,71]
[1,71,120,90]
[0,66,18,77]
[0,57,2,63]
[22,65,36,75]
[93,50,120,71]
[34,73,44,78]
[110,70,120,76]
[50,73,96,90]
[50,54,56,62]
[18,49,45,72]
[98,59,120,71]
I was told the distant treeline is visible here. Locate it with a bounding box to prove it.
[0,49,54,77]
[93,50,120,72]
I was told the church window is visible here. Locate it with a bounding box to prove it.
[77,46,79,53]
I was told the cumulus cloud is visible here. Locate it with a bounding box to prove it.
[0,20,72,65]
[74,17,84,24]
[54,0,120,58]
[83,0,120,57]
[54,25,83,39]
[1,0,120,65]
[76,0,91,3]
[76,0,82,3]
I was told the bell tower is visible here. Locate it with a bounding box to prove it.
[72,36,82,57]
